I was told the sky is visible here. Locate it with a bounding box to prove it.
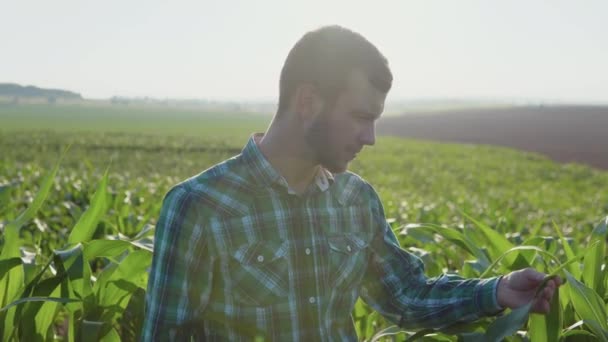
[2,0,607,103]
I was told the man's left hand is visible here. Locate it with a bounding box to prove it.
[497,268,562,314]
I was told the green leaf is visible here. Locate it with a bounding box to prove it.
[402,328,434,341]
[405,223,490,268]
[99,326,121,342]
[522,236,558,255]
[25,285,62,342]
[68,169,110,244]
[21,249,40,287]
[553,221,581,279]
[97,250,151,322]
[82,320,105,342]
[560,329,598,339]
[0,296,80,312]
[353,298,368,318]
[1,153,62,259]
[479,245,561,278]
[460,211,516,267]
[128,237,154,253]
[0,156,62,341]
[483,301,533,341]
[83,239,131,260]
[51,243,88,314]
[370,325,408,342]
[130,223,155,241]
[582,319,608,340]
[0,258,22,280]
[547,242,596,278]
[0,183,14,211]
[528,286,561,342]
[0,260,24,341]
[583,217,607,295]
[68,310,76,342]
[564,270,608,335]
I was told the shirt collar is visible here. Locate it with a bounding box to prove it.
[241,133,334,194]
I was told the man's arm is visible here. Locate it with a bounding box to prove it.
[359,185,559,329]
[141,186,214,341]
[360,220,503,329]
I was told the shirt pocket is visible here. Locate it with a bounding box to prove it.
[228,240,290,306]
[327,233,371,290]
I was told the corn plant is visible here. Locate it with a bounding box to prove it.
[357,216,608,341]
[0,160,153,341]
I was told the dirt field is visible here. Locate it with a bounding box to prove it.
[377,105,608,170]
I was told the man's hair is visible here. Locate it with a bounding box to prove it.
[277,25,393,113]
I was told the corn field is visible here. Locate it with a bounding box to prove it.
[1,105,607,341]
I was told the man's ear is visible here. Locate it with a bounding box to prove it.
[294,83,324,123]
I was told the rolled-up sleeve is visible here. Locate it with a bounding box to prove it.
[141,186,213,341]
[360,185,502,329]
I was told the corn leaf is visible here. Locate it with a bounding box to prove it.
[0,296,80,312]
[461,211,516,267]
[583,217,607,294]
[405,223,490,268]
[98,250,151,323]
[0,156,62,341]
[528,287,561,342]
[483,301,532,341]
[564,270,608,336]
[68,169,110,245]
[83,240,131,260]
[553,222,581,279]
[1,157,61,258]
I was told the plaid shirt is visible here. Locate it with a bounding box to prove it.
[142,134,502,341]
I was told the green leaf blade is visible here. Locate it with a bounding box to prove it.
[564,270,608,336]
[68,169,110,245]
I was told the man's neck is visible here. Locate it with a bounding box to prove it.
[257,126,320,194]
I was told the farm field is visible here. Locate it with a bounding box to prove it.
[377,105,608,170]
[1,103,608,341]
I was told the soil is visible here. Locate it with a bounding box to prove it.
[377,105,608,170]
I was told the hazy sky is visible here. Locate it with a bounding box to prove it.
[2,1,607,103]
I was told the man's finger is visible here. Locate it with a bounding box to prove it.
[532,298,550,314]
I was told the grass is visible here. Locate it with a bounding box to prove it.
[0,103,270,137]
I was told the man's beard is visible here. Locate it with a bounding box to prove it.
[304,115,347,173]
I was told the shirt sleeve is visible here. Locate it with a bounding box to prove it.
[359,185,503,330]
[141,185,214,341]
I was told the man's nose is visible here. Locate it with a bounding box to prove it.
[360,123,376,146]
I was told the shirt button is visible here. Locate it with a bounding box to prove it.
[346,245,352,252]
[257,255,264,262]
[309,297,316,304]
[305,248,311,255]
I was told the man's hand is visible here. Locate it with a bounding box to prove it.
[497,268,562,314]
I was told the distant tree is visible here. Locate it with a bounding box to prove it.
[111,96,130,105]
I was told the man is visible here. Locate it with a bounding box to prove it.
[142,25,560,341]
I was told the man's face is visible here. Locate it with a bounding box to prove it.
[305,70,386,173]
